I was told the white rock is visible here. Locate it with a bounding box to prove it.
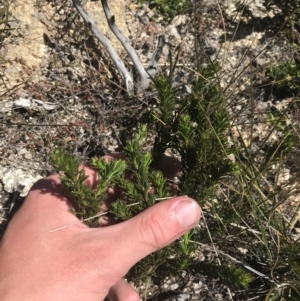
[147,10,154,19]
[237,247,248,254]
[162,293,189,301]
[166,25,181,41]
[17,148,27,156]
[24,152,33,160]
[0,167,42,197]
[172,15,188,27]
[277,168,290,186]
[192,282,202,290]
[170,283,179,290]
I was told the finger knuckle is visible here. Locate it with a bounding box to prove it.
[139,212,168,249]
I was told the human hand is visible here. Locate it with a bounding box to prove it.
[0,157,201,301]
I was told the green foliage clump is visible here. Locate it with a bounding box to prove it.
[192,261,252,289]
[51,125,199,281]
[111,124,172,221]
[51,59,250,286]
[267,59,300,98]
[262,0,300,47]
[137,0,191,20]
[49,1,300,297]
[51,149,126,226]
[259,105,296,169]
[151,62,235,204]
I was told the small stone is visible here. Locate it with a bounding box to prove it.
[53,14,60,21]
[17,148,27,156]
[170,283,179,290]
[147,10,154,19]
[238,247,248,254]
[192,282,202,290]
[172,15,187,27]
[24,152,33,160]
[214,293,224,301]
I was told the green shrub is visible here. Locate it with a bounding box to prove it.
[50,2,300,297]
[267,59,300,97]
[51,59,250,286]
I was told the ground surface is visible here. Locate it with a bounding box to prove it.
[1,0,300,300]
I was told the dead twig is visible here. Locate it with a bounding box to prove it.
[72,0,134,92]
[72,0,165,93]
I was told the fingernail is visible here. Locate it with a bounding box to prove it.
[174,199,200,229]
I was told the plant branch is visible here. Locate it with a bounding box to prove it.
[147,35,165,77]
[72,0,134,92]
[101,0,149,88]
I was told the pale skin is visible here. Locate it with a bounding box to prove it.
[0,155,201,301]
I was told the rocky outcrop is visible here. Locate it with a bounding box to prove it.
[0,0,129,95]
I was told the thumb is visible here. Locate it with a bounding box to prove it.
[107,196,201,272]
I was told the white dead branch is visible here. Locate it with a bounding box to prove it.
[14,98,57,111]
[72,0,165,93]
[72,0,133,92]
